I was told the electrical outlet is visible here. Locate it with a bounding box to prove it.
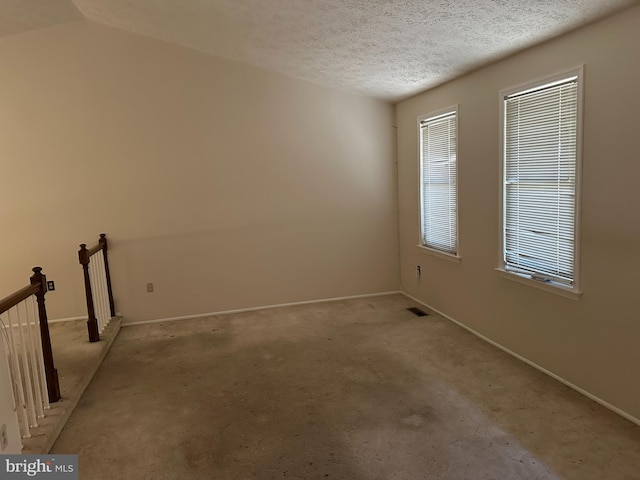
[47,280,55,291]
[1,423,8,451]
[146,283,154,293]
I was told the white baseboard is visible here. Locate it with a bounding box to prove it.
[401,292,640,427]
[123,291,402,327]
[47,316,87,324]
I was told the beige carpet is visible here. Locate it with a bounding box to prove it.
[51,295,640,479]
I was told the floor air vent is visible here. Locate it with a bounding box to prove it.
[406,307,428,317]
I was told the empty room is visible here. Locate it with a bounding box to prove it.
[1,1,639,479]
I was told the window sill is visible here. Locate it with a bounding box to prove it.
[416,245,461,263]
[495,268,582,300]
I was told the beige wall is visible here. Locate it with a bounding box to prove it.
[396,6,640,421]
[0,22,399,323]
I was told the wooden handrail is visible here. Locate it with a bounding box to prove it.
[0,267,61,403]
[86,243,102,256]
[0,284,39,315]
[79,233,116,342]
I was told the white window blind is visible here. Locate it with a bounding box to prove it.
[420,110,458,255]
[503,77,578,286]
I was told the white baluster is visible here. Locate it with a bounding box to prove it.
[5,309,31,438]
[25,298,44,418]
[1,313,21,438]
[98,254,110,328]
[93,256,102,333]
[88,260,102,332]
[13,306,38,428]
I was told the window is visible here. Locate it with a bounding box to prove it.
[419,107,458,258]
[499,67,583,294]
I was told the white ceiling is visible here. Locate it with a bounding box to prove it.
[1,0,637,101]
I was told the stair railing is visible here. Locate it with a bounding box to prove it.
[78,234,116,343]
[0,267,61,439]
[78,233,116,342]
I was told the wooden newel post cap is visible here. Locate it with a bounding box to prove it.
[30,266,46,291]
[99,233,108,250]
[78,244,90,265]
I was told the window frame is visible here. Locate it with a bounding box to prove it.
[496,66,584,299]
[416,105,461,263]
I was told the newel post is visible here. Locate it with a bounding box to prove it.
[30,267,61,403]
[99,233,116,318]
[79,244,100,342]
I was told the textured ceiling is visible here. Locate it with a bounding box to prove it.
[0,0,81,38]
[1,1,637,100]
